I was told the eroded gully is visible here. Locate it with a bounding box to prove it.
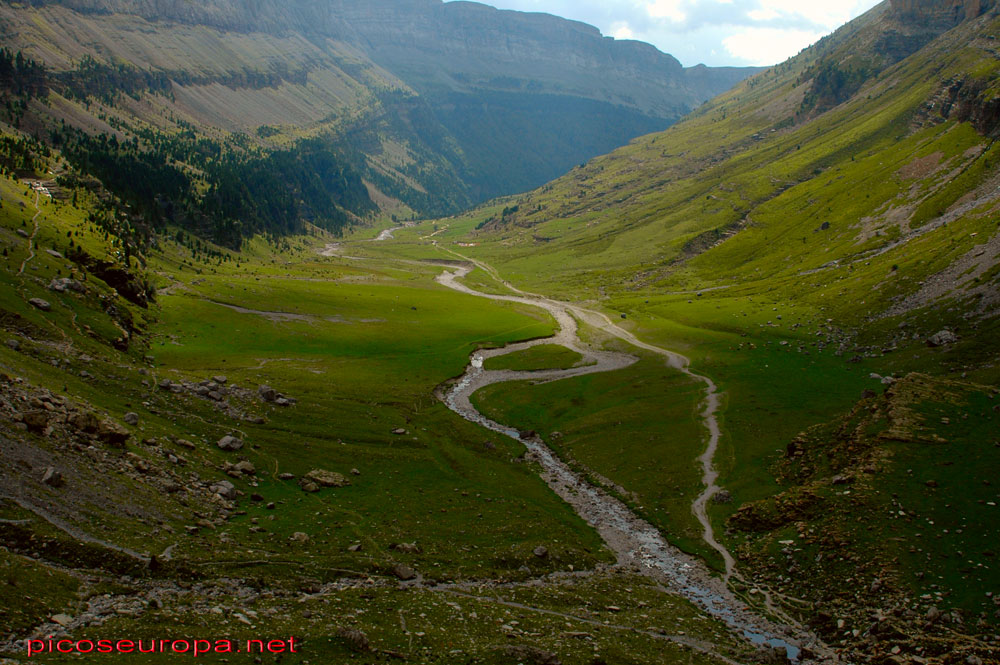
[434,256,836,663]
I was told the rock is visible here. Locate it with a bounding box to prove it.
[299,480,320,493]
[348,543,363,552]
[45,249,63,259]
[967,656,984,665]
[22,410,51,433]
[712,490,734,504]
[6,338,20,351]
[925,480,939,488]
[926,606,942,623]
[212,375,228,384]
[28,298,51,312]
[250,493,264,502]
[278,473,295,480]
[499,646,561,665]
[158,379,174,391]
[305,469,350,487]
[336,627,370,653]
[41,467,64,487]
[927,330,959,347]
[392,563,416,581]
[175,439,196,450]
[258,385,278,402]
[97,419,130,447]
[755,646,787,664]
[217,435,244,451]
[123,412,139,426]
[832,474,850,485]
[265,502,276,510]
[49,614,74,627]
[519,430,537,440]
[233,460,256,475]
[533,546,549,559]
[392,428,407,435]
[350,468,361,476]
[211,481,237,500]
[68,411,99,433]
[392,542,422,554]
[48,278,85,294]
[861,388,878,399]
[274,397,290,407]
[16,228,29,238]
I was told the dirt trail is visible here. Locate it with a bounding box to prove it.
[18,190,41,275]
[435,256,831,663]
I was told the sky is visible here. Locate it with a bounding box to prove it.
[446,0,883,67]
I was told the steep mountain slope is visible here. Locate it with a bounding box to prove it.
[0,0,757,227]
[388,1,1000,660]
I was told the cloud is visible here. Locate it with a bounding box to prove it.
[722,27,827,66]
[445,0,883,66]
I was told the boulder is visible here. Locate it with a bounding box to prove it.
[211,481,237,500]
[258,385,278,402]
[927,330,959,347]
[392,542,422,554]
[290,532,310,544]
[212,375,228,385]
[278,472,295,481]
[28,298,51,312]
[22,410,51,433]
[68,411,100,433]
[532,546,549,559]
[123,412,139,426]
[712,490,734,504]
[233,460,256,475]
[392,428,407,435]
[217,435,244,452]
[48,278,85,294]
[299,480,320,493]
[336,627,370,653]
[392,563,416,581]
[305,469,350,488]
[97,419,130,447]
[41,467,64,487]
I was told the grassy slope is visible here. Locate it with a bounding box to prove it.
[373,5,1000,646]
[0,166,763,662]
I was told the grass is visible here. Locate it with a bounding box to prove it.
[482,344,585,371]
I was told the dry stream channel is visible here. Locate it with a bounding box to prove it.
[434,259,829,663]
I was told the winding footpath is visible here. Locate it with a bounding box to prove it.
[433,251,835,663]
[18,189,41,275]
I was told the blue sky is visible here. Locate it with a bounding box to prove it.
[447,0,883,67]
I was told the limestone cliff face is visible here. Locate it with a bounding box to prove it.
[889,0,996,28]
[23,0,750,116]
[10,0,759,214]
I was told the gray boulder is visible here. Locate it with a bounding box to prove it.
[217,435,244,451]
[927,330,959,347]
[28,298,51,312]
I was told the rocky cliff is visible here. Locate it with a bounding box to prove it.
[6,0,758,215]
[889,0,997,27]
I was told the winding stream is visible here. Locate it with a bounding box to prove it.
[435,260,826,663]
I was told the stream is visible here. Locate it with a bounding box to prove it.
[435,261,828,663]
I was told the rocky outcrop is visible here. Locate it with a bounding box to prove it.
[889,0,996,28]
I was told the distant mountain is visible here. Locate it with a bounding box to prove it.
[0,0,758,244]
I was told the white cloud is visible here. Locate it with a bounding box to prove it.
[611,21,636,39]
[646,0,687,23]
[445,0,883,66]
[722,27,826,66]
